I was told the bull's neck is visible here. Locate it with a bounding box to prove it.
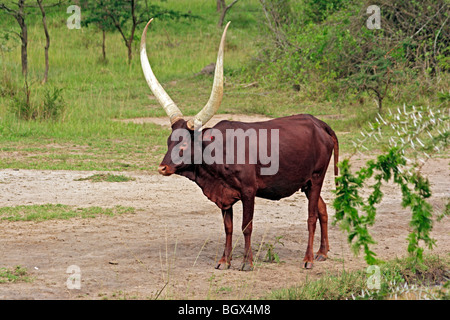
[177,163,220,189]
[176,163,238,210]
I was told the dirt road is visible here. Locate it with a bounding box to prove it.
[0,156,448,299]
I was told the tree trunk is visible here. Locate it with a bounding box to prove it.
[127,42,132,64]
[102,29,106,61]
[126,24,136,64]
[218,0,238,27]
[377,95,383,112]
[126,0,138,64]
[37,0,50,84]
[127,0,137,64]
[18,0,28,77]
[0,0,28,76]
[20,22,28,77]
[217,0,224,12]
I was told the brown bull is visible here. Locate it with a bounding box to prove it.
[140,19,339,270]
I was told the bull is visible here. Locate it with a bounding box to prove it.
[140,19,339,270]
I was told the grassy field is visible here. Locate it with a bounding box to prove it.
[267,254,449,300]
[0,1,264,171]
[0,204,134,221]
[2,0,445,171]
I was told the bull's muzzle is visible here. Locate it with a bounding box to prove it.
[158,165,173,176]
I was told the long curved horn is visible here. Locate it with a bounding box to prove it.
[187,22,231,130]
[140,19,183,125]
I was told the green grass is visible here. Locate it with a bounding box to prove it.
[0,121,169,171]
[267,254,450,300]
[0,266,32,283]
[0,1,265,171]
[75,173,136,182]
[0,204,135,222]
[0,0,447,172]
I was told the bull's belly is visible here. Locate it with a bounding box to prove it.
[256,182,304,201]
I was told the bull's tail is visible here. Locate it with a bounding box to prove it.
[317,120,339,180]
[331,130,339,178]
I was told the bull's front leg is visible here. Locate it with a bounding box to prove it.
[240,195,255,271]
[216,207,233,270]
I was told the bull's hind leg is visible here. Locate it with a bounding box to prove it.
[303,174,330,269]
[314,196,329,262]
[303,185,320,269]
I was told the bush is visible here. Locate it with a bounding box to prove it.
[9,80,66,121]
[42,86,65,121]
[333,104,448,265]
[8,79,35,120]
[251,0,450,108]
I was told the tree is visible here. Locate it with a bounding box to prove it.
[84,0,193,64]
[36,0,50,83]
[344,48,402,112]
[259,0,293,49]
[0,0,28,76]
[104,0,140,64]
[0,0,62,81]
[82,1,116,61]
[217,0,238,27]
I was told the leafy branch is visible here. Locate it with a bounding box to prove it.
[333,104,448,265]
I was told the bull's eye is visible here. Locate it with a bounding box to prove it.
[179,142,188,157]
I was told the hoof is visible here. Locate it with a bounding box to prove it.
[303,261,314,269]
[215,262,230,270]
[239,262,253,271]
[314,253,327,262]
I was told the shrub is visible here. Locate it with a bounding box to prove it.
[251,0,449,107]
[9,79,35,120]
[8,80,66,121]
[333,104,449,265]
[41,86,66,121]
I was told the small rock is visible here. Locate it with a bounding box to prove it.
[195,63,216,76]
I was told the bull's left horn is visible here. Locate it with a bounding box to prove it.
[140,19,184,125]
[187,22,231,130]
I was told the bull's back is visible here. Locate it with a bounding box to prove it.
[217,114,335,200]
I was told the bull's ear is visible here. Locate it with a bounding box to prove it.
[171,118,187,130]
[185,119,204,132]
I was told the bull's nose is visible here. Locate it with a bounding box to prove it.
[158,165,167,175]
[158,165,174,176]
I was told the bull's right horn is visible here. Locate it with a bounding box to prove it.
[140,19,183,125]
[187,21,230,130]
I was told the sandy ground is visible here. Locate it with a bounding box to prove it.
[0,152,448,300]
